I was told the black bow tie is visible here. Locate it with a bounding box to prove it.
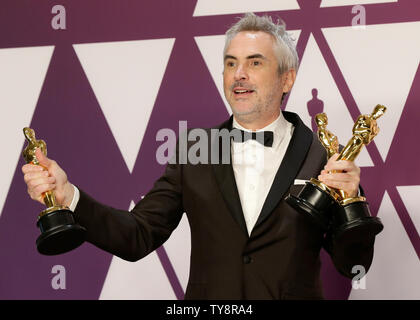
[232,129,274,147]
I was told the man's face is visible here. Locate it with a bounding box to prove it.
[223,31,289,124]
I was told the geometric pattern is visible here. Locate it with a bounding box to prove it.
[193,0,299,16]
[74,39,175,172]
[100,201,190,299]
[348,191,420,299]
[397,186,420,240]
[0,46,54,217]
[286,34,374,166]
[100,251,176,300]
[194,35,231,115]
[162,215,191,293]
[99,201,175,299]
[321,0,397,7]
[323,22,420,161]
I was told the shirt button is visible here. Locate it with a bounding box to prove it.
[243,255,253,264]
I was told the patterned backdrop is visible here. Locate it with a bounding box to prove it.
[0,0,419,299]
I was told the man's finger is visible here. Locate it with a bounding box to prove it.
[318,179,358,196]
[319,172,359,184]
[22,164,44,174]
[24,170,49,183]
[330,153,339,161]
[27,176,56,189]
[325,160,358,172]
[35,148,52,168]
[32,183,56,197]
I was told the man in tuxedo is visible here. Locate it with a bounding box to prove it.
[22,13,376,299]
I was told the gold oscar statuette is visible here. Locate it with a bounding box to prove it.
[285,105,385,242]
[23,127,85,255]
[315,112,339,159]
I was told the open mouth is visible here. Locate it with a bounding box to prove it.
[233,88,255,96]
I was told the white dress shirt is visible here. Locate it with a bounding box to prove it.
[69,114,295,235]
[231,114,294,235]
[69,184,80,212]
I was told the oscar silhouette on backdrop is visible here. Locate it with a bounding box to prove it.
[307,88,324,132]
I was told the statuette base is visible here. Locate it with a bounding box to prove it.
[285,180,338,231]
[332,201,384,245]
[36,208,86,255]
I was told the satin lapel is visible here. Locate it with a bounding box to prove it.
[211,116,248,236]
[255,111,314,228]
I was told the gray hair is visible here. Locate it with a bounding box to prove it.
[224,13,299,74]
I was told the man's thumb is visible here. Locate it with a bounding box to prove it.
[35,148,51,168]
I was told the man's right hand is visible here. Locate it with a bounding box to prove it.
[22,148,74,207]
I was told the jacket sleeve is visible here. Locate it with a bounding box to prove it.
[73,156,184,262]
[322,218,376,279]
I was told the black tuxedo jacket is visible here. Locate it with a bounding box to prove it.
[74,111,375,299]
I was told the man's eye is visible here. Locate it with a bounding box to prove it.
[226,61,235,67]
[252,60,261,66]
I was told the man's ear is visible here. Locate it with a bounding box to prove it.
[282,68,296,94]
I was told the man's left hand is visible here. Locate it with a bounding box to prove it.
[318,153,360,198]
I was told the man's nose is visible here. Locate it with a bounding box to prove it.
[234,64,248,81]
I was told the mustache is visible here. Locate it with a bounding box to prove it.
[230,82,256,91]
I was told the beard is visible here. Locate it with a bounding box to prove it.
[230,87,281,125]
